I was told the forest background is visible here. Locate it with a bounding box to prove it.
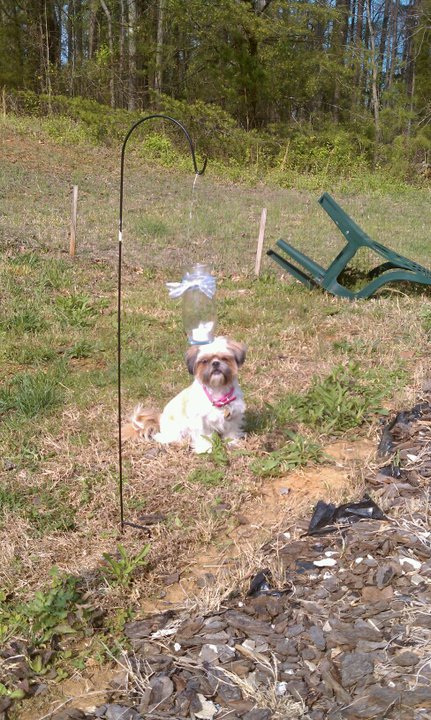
[0,0,430,187]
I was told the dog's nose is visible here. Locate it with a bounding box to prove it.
[212,359,220,368]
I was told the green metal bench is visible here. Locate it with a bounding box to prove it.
[267,192,431,299]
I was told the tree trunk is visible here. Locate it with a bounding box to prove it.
[128,0,137,110]
[387,0,399,90]
[379,0,391,74]
[353,0,364,92]
[88,0,98,60]
[332,0,350,121]
[154,0,166,94]
[365,0,381,146]
[119,0,125,105]
[100,0,115,107]
[404,0,417,137]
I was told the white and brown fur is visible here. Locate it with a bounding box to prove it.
[122,336,246,454]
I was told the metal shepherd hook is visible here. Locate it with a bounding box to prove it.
[117,114,207,532]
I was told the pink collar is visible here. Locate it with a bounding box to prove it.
[202,385,237,408]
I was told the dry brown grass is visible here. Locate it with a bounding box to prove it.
[2,119,431,718]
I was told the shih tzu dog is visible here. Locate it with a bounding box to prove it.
[123,336,246,454]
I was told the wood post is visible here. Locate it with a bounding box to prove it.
[254,207,267,277]
[70,185,78,257]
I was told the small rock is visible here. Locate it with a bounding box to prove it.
[286,623,305,638]
[416,613,431,628]
[50,711,88,720]
[149,675,174,708]
[194,694,218,719]
[340,652,374,687]
[342,686,400,718]
[399,556,422,572]
[314,558,337,567]
[308,625,326,651]
[105,706,140,720]
[362,585,393,603]
[393,651,420,667]
[243,710,272,720]
[375,564,397,588]
[161,572,180,586]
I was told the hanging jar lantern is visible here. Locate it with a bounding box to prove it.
[167,263,217,345]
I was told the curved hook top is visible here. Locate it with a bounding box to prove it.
[119,113,207,232]
[121,113,207,173]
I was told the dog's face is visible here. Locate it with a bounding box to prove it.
[185,337,246,389]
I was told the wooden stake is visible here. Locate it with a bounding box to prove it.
[70,185,78,257]
[254,207,267,277]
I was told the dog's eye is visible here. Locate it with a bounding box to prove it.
[200,359,208,365]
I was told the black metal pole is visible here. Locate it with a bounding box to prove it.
[117,114,207,532]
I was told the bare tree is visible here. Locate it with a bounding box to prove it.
[100,0,115,107]
[365,0,381,144]
[128,0,137,110]
[154,0,166,94]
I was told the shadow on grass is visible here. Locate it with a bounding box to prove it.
[338,266,431,298]
[244,407,273,434]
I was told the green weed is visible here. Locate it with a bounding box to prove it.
[102,543,151,586]
[0,306,47,333]
[251,432,325,477]
[55,293,98,328]
[271,362,406,435]
[0,368,64,418]
[66,339,96,359]
[22,573,82,642]
[0,570,86,646]
[38,259,71,290]
[420,307,431,335]
[187,467,226,487]
[208,433,230,466]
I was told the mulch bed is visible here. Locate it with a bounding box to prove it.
[5,397,431,720]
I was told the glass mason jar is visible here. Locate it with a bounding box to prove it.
[181,264,217,345]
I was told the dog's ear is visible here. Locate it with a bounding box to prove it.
[185,345,200,375]
[227,340,247,367]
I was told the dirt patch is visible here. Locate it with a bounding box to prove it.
[6,435,377,720]
[32,397,430,720]
[132,438,375,614]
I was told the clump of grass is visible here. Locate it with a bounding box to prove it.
[0,368,64,418]
[135,216,170,238]
[0,306,47,333]
[271,361,407,435]
[6,341,58,365]
[0,480,76,535]
[419,307,431,336]
[66,338,96,359]
[55,293,98,328]
[251,432,325,477]
[187,467,226,487]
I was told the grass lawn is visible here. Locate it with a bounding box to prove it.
[1,115,431,715]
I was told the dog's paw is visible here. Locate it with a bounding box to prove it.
[193,438,213,454]
[153,432,174,445]
[226,436,245,448]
